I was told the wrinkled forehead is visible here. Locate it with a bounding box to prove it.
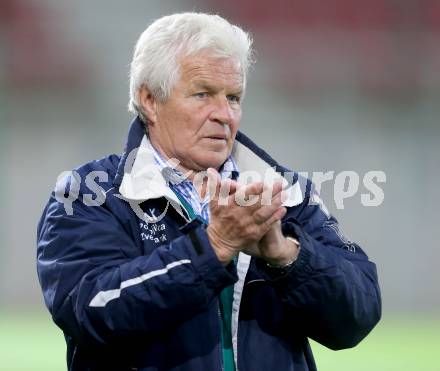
[178,51,244,91]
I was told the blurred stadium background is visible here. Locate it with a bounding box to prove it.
[1,0,439,370]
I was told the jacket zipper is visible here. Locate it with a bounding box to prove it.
[218,300,224,371]
[171,188,224,371]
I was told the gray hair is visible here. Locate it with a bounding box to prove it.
[128,12,254,121]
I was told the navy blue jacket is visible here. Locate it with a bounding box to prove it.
[37,117,381,370]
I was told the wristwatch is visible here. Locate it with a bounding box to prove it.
[265,236,300,271]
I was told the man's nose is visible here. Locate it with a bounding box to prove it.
[209,96,234,124]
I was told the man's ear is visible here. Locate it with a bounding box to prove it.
[138,86,158,124]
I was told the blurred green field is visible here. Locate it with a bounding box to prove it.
[0,311,438,371]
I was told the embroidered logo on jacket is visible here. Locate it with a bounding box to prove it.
[139,221,168,243]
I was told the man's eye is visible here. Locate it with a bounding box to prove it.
[227,95,241,104]
[194,92,208,99]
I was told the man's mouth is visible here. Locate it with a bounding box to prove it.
[205,134,228,141]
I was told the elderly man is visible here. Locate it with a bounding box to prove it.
[37,13,381,371]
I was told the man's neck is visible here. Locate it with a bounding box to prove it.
[148,138,213,199]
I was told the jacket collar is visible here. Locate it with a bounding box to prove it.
[114,116,303,208]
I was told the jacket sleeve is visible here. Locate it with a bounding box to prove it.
[36,193,237,346]
[255,180,381,350]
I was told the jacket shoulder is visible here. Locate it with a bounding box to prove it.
[37,153,128,239]
[40,154,123,223]
[73,154,120,185]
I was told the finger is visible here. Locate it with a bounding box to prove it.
[272,181,284,196]
[228,180,238,194]
[261,181,284,205]
[280,188,289,204]
[217,179,236,205]
[219,179,238,195]
[260,181,283,194]
[233,181,263,207]
[252,190,285,224]
[260,206,287,232]
[244,181,264,197]
[207,168,221,201]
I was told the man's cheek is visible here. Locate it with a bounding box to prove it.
[231,119,240,134]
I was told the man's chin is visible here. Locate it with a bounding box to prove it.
[195,153,228,171]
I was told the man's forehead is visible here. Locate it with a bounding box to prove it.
[179,53,244,89]
[190,78,243,93]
